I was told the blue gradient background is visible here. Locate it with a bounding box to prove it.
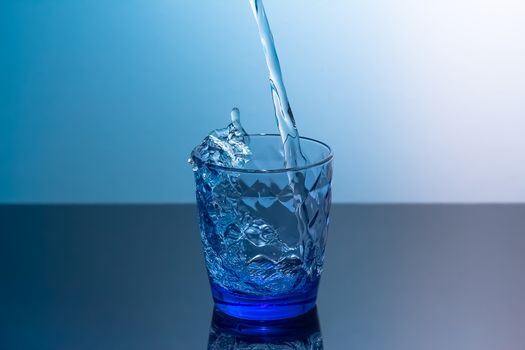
[1,0,524,203]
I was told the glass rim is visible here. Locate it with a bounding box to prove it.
[198,133,333,174]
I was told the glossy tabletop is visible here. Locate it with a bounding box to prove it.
[1,204,524,349]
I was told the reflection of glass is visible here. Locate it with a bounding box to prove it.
[207,307,324,349]
[193,135,333,320]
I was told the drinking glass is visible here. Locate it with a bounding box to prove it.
[192,134,333,320]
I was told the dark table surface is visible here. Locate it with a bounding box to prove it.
[1,204,524,350]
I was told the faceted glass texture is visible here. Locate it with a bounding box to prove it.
[193,135,333,320]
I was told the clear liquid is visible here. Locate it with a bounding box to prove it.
[189,2,332,319]
[249,0,308,168]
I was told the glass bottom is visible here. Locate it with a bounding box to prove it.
[211,284,318,321]
[211,306,321,339]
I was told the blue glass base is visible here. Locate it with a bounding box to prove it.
[210,306,321,339]
[211,284,318,321]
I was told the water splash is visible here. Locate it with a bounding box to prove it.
[249,0,308,167]
[189,108,251,169]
